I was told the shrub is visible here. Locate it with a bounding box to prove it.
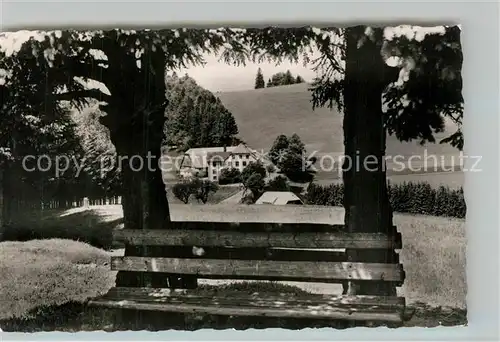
[306,181,465,219]
[266,175,290,192]
[192,179,219,204]
[241,161,267,184]
[245,173,265,200]
[266,164,276,173]
[172,178,220,204]
[219,168,241,185]
[172,181,194,204]
[240,193,256,205]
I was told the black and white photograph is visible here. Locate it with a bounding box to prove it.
[0,24,466,332]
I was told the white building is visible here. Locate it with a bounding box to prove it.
[179,143,270,182]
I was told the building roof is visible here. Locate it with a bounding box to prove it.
[184,146,238,155]
[255,191,303,205]
[230,143,254,155]
[207,151,232,162]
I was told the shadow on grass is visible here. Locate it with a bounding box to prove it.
[0,301,362,332]
[2,209,124,250]
[0,301,467,332]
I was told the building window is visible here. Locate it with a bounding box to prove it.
[212,161,217,167]
[235,161,239,167]
[213,175,217,180]
[242,161,247,167]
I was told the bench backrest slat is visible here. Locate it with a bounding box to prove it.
[111,257,405,283]
[127,246,351,262]
[114,229,402,250]
[117,221,397,233]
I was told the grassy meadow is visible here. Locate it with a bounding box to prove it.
[216,83,465,189]
[217,83,460,156]
[0,203,466,330]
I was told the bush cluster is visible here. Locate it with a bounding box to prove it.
[305,181,466,219]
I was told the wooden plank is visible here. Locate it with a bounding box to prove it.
[116,245,348,262]
[110,257,405,282]
[110,245,398,264]
[88,287,404,323]
[110,271,403,284]
[113,229,402,250]
[103,287,406,306]
[167,221,351,233]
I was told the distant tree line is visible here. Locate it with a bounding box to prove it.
[305,182,466,219]
[254,68,305,89]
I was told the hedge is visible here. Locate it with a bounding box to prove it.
[305,181,466,219]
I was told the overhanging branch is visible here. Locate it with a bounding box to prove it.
[54,89,110,102]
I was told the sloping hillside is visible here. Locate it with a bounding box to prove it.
[217,83,460,160]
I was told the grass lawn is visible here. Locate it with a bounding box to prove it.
[0,239,115,321]
[0,204,466,330]
[2,207,123,250]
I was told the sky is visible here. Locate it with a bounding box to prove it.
[176,53,318,92]
[166,24,451,92]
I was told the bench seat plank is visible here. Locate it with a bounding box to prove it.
[111,257,405,282]
[89,287,405,323]
[113,229,402,249]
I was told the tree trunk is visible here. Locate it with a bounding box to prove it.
[1,164,13,230]
[103,106,197,291]
[343,26,400,296]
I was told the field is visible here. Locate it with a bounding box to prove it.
[217,83,460,157]
[0,203,466,330]
[216,83,464,188]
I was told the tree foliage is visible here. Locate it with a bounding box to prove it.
[71,101,121,197]
[245,173,265,200]
[165,74,240,151]
[172,181,193,204]
[219,167,241,185]
[269,134,289,165]
[241,160,267,185]
[191,178,219,204]
[254,68,265,89]
[305,181,466,219]
[0,45,88,212]
[266,175,291,192]
[266,69,305,87]
[268,133,315,182]
[172,178,218,204]
[239,161,267,202]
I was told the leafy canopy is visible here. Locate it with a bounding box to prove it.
[164,74,239,151]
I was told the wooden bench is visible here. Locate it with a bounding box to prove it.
[89,221,410,326]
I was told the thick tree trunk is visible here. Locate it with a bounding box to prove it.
[103,107,197,291]
[343,26,400,296]
[1,164,13,231]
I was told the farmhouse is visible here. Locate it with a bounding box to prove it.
[179,143,269,182]
[255,191,304,205]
